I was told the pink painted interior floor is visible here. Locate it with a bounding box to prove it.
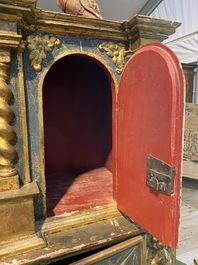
[46,167,114,216]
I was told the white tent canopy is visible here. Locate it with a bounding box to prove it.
[150,0,198,43]
[150,0,198,63]
[150,0,198,102]
[166,32,198,64]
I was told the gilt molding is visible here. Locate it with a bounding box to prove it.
[26,34,62,71]
[0,1,180,44]
[124,15,181,51]
[0,21,22,50]
[0,0,36,10]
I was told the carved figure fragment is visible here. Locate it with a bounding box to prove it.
[56,0,102,19]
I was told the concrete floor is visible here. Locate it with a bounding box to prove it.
[176,178,198,265]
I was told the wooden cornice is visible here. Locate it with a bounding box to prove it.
[125,14,181,50]
[0,0,36,9]
[0,0,181,44]
[22,8,127,41]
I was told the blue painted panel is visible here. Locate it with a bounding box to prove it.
[23,32,119,219]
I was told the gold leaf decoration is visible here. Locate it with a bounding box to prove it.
[0,62,18,179]
[151,238,171,265]
[99,42,133,74]
[26,34,62,72]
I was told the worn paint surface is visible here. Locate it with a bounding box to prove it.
[1,214,143,264]
[117,43,184,247]
[0,2,183,263]
[23,33,119,219]
[0,181,39,242]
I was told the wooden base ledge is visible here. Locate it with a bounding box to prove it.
[41,203,119,234]
[0,234,46,259]
[0,206,144,264]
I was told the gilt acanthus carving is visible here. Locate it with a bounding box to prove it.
[26,34,62,72]
[98,42,133,74]
[0,61,18,179]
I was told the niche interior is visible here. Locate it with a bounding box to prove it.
[42,55,115,217]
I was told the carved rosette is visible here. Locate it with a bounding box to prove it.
[0,62,18,179]
[27,34,62,72]
[98,42,133,74]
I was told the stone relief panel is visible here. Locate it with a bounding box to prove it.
[184,104,198,161]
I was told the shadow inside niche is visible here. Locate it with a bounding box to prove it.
[43,55,113,217]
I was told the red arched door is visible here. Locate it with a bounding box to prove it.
[117,43,184,247]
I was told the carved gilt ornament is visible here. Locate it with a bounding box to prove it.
[99,42,133,74]
[151,238,171,265]
[26,34,62,72]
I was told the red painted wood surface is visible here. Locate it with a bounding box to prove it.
[46,168,113,216]
[117,43,184,247]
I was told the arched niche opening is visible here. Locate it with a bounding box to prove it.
[43,55,114,217]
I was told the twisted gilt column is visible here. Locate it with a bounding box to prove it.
[0,57,19,191]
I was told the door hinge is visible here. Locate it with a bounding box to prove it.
[146,156,175,195]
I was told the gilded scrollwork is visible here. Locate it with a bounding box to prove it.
[0,61,18,179]
[183,129,198,161]
[26,34,62,72]
[99,42,133,74]
[151,238,171,265]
